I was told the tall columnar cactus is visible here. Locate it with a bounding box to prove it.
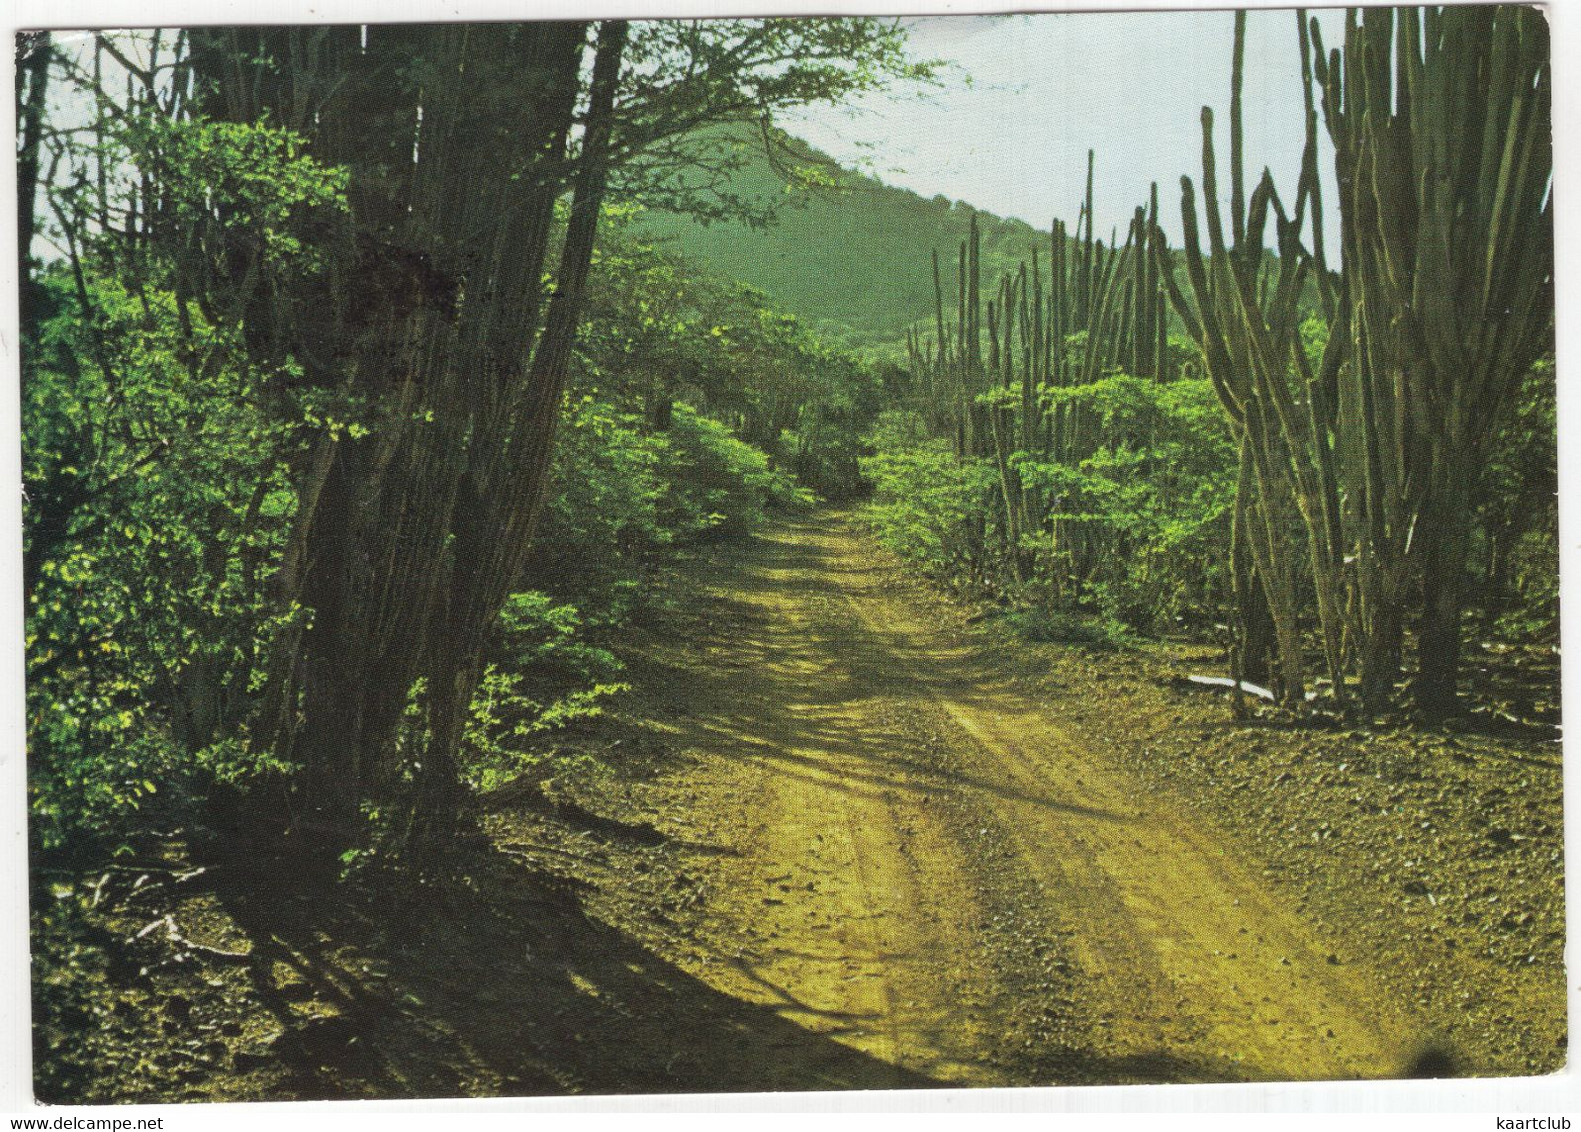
[1312,5,1553,720]
[1158,9,1356,708]
[903,5,1548,720]
[913,160,1184,605]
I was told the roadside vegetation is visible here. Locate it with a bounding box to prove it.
[878,9,1554,727]
[19,8,1557,1102]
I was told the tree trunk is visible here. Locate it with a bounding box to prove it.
[646,385,675,431]
[1413,467,1474,722]
[193,23,594,849]
[16,32,50,331]
[406,18,630,844]
[1357,592,1402,715]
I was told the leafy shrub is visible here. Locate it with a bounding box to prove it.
[660,405,812,539]
[530,395,669,614]
[860,417,983,578]
[24,273,307,851]
[24,110,352,852]
[999,608,1133,650]
[1019,376,1235,631]
[461,592,629,793]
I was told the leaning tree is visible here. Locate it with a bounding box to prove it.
[167,19,928,849]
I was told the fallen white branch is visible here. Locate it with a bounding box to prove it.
[166,918,252,961]
[1185,674,1277,701]
[129,913,251,961]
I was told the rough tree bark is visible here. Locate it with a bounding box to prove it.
[189,23,604,847]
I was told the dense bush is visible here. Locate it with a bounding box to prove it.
[862,377,1236,636]
[24,277,309,852]
[860,411,990,582]
[1017,375,1236,631]
[661,405,813,539]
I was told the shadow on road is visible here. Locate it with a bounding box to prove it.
[638,518,1132,825]
[200,844,941,1100]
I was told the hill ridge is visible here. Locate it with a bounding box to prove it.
[635,133,1062,353]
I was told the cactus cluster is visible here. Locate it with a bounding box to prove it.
[1313,5,1554,718]
[905,151,1181,604]
[905,6,1553,721]
[1164,5,1552,717]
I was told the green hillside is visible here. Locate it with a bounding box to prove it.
[635,137,1056,353]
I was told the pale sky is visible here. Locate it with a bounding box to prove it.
[31,10,1345,262]
[783,8,1346,254]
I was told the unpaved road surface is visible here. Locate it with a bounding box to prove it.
[636,513,1419,1086]
[42,511,1558,1103]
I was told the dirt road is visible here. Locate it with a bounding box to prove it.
[642,512,1417,1086]
[53,510,1555,1102]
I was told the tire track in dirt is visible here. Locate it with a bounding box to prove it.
[674,541,1012,1086]
[660,512,1417,1086]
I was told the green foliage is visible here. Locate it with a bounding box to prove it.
[661,406,813,539]
[999,608,1133,650]
[462,593,629,793]
[119,114,350,280]
[1021,375,1235,630]
[531,394,671,610]
[23,265,308,850]
[860,412,991,579]
[532,393,811,603]
[865,375,1235,633]
[579,208,882,502]
[771,338,882,500]
[1299,314,1328,376]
